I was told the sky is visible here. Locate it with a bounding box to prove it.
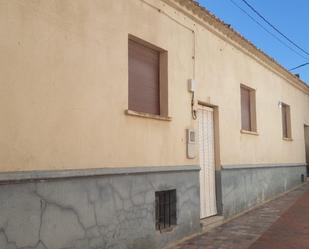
[197,0,309,84]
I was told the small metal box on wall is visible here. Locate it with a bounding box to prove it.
[186,129,196,159]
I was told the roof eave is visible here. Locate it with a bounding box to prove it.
[170,0,309,94]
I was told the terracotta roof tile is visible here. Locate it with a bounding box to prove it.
[175,0,309,91]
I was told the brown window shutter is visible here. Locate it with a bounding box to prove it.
[282,105,288,138]
[241,87,251,131]
[128,39,160,115]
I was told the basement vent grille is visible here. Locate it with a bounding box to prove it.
[155,189,177,231]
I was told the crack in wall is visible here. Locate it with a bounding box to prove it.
[0,172,199,249]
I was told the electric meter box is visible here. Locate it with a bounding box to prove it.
[186,129,196,159]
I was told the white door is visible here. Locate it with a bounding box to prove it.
[198,106,217,219]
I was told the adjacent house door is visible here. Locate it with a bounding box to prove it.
[198,105,217,219]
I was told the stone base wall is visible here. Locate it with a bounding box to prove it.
[0,167,200,249]
[1,164,306,248]
[220,165,306,218]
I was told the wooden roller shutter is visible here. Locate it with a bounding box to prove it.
[128,39,160,115]
[241,87,251,131]
[282,104,288,138]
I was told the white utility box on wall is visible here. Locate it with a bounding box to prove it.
[186,129,196,159]
[188,79,197,93]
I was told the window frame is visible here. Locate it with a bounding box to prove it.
[240,84,257,134]
[155,189,177,232]
[127,35,169,120]
[281,102,292,140]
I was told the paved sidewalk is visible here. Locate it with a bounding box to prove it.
[169,184,309,249]
[249,184,309,249]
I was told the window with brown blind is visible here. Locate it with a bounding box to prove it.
[240,85,257,132]
[128,37,168,117]
[281,103,292,139]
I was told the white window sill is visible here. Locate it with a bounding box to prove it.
[125,109,172,121]
[240,129,259,136]
[283,137,293,141]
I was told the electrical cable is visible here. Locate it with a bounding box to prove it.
[240,0,309,57]
[191,92,197,120]
[289,62,309,71]
[228,0,309,61]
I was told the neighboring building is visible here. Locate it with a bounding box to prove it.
[0,0,309,249]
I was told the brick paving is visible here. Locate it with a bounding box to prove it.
[249,184,309,249]
[169,184,309,249]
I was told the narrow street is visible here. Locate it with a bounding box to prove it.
[169,184,309,249]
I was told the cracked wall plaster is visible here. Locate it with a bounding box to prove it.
[0,170,200,249]
[0,185,41,248]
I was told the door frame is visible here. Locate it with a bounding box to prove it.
[198,101,223,216]
[198,101,221,171]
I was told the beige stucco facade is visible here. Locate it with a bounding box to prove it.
[0,0,309,173]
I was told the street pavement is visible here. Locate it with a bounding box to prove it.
[168,184,309,249]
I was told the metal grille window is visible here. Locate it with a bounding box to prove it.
[155,190,176,231]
